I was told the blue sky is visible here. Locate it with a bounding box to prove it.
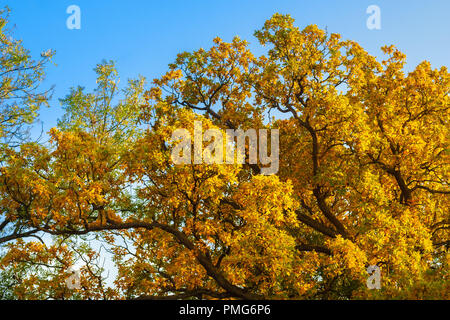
[4,0,450,137]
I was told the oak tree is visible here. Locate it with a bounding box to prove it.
[0,13,448,300]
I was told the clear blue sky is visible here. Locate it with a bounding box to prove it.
[4,0,450,137]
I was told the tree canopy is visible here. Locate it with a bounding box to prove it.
[0,12,448,300]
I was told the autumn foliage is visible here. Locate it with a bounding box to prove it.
[0,11,448,299]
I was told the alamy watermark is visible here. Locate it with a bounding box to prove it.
[65,265,81,289]
[366,265,381,290]
[366,5,381,30]
[170,121,279,175]
[66,5,81,30]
